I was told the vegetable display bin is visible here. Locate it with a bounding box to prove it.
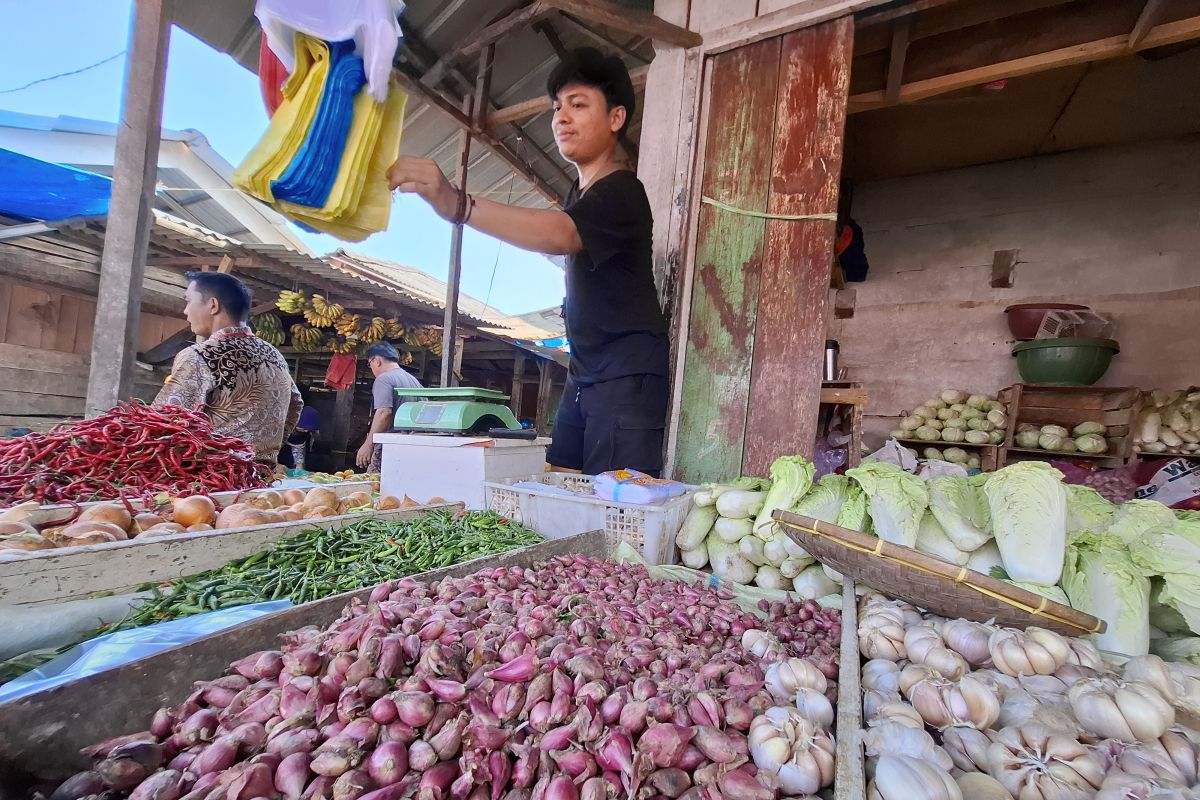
[484,472,690,564]
[1004,303,1089,340]
[1012,337,1119,385]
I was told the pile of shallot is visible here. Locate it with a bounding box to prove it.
[855,592,1200,800]
[53,555,843,800]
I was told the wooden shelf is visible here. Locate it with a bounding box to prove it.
[896,439,999,449]
[819,381,865,467]
[1005,447,1113,459]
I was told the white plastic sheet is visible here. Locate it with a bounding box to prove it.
[257,0,404,102]
[0,600,291,703]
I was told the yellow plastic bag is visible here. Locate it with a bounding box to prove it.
[233,34,331,202]
[283,78,408,241]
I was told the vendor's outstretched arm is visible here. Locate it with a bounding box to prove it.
[388,157,582,256]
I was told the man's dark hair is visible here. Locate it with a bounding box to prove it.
[366,342,400,363]
[185,272,252,322]
[547,47,635,140]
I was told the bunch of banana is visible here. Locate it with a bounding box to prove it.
[327,333,359,354]
[400,351,414,366]
[334,313,361,337]
[385,318,406,339]
[290,323,325,352]
[252,313,285,346]
[359,316,388,344]
[304,295,344,327]
[276,290,307,314]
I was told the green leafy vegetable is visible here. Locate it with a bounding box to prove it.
[1064,531,1150,656]
[1107,500,1177,545]
[847,461,929,548]
[1128,526,1200,638]
[752,455,815,536]
[791,473,849,525]
[927,475,991,551]
[1065,485,1115,538]
[982,462,1067,586]
[835,482,870,532]
[914,512,969,565]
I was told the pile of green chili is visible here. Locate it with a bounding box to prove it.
[105,509,542,633]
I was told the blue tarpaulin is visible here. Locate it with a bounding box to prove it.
[0,147,112,221]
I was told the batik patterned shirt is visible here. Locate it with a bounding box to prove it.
[154,326,303,464]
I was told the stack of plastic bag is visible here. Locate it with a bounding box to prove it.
[234,31,407,242]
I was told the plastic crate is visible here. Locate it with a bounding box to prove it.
[483,472,692,565]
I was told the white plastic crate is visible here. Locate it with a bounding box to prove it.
[483,472,692,565]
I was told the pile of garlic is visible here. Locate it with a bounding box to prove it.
[745,651,839,796]
[857,592,1200,800]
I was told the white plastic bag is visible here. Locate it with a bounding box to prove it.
[257,0,404,102]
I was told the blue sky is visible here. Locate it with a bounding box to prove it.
[0,0,565,316]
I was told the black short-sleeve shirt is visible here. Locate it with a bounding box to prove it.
[562,170,669,386]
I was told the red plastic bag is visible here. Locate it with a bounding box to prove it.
[258,33,287,117]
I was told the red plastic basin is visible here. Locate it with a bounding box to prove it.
[1004,303,1090,340]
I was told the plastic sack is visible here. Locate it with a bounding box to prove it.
[593,469,688,505]
[1136,459,1200,509]
[0,592,148,660]
[257,0,404,102]
[0,600,291,703]
[865,439,918,473]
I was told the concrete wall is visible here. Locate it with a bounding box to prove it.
[830,135,1200,444]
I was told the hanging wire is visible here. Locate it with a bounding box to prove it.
[481,172,517,314]
[0,51,126,94]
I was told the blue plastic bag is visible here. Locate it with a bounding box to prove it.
[0,600,291,703]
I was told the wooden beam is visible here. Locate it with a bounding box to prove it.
[85,0,170,417]
[534,19,570,59]
[534,359,553,433]
[137,324,193,364]
[856,0,959,28]
[703,0,892,54]
[489,64,650,127]
[0,249,181,316]
[217,254,234,274]
[849,15,1200,111]
[422,3,552,89]
[557,12,652,64]
[538,0,701,48]
[884,16,911,103]
[1130,0,1170,48]
[393,69,563,204]
[511,354,525,417]
[856,0,1073,56]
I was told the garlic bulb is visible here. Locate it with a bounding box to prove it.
[1055,662,1103,688]
[974,669,1020,694]
[860,604,908,661]
[1068,678,1175,743]
[1065,637,1105,670]
[899,665,1000,730]
[942,726,995,773]
[863,659,902,693]
[996,687,1081,735]
[765,657,828,702]
[1125,655,1178,705]
[989,627,1070,676]
[941,619,995,666]
[1159,728,1200,787]
[955,772,1014,800]
[861,721,954,773]
[868,755,962,800]
[1094,770,1194,800]
[1103,740,1188,785]
[743,629,784,661]
[1018,673,1069,700]
[793,686,834,730]
[904,625,968,679]
[1166,662,1200,717]
[864,688,901,719]
[748,706,835,795]
[987,724,1106,799]
[868,701,924,730]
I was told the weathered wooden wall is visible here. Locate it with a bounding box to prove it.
[672,19,853,482]
[0,278,178,420]
[829,135,1200,445]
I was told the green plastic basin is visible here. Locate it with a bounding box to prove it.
[1012,337,1120,385]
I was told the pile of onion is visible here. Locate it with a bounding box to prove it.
[61,555,840,800]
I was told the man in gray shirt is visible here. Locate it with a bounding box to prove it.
[356,342,424,470]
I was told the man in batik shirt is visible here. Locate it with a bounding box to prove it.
[155,272,303,466]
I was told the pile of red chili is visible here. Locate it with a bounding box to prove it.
[0,402,269,506]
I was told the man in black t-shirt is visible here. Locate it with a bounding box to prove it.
[388,48,669,476]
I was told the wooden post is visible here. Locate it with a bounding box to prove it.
[534,360,553,434]
[329,387,356,465]
[510,355,525,416]
[439,45,493,388]
[84,0,169,417]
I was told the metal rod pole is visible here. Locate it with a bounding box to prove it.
[439,44,495,387]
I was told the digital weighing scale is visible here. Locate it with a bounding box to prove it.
[392,387,535,438]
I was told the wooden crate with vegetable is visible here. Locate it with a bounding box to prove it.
[998,384,1138,469]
